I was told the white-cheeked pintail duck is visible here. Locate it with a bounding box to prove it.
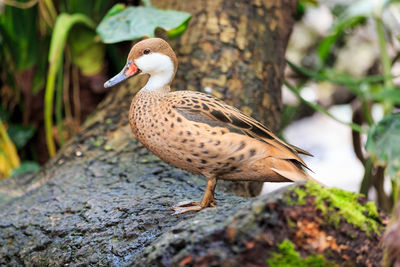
[104,38,320,215]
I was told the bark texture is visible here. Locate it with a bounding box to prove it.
[160,0,294,128]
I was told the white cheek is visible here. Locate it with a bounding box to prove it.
[135,53,173,74]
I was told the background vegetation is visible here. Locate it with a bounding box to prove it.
[285,0,400,212]
[0,0,189,173]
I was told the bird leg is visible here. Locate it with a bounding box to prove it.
[171,177,217,215]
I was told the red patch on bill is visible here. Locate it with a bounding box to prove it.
[125,63,138,76]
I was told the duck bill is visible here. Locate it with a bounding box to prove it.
[104,60,140,88]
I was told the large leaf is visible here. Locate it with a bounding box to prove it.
[69,27,105,76]
[96,6,191,43]
[366,113,400,181]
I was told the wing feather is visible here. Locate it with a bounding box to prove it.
[167,91,312,167]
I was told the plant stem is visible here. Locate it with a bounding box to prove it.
[392,180,398,207]
[361,100,374,126]
[360,158,373,195]
[375,18,394,113]
[44,59,58,157]
[56,57,65,146]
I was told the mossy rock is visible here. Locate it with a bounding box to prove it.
[139,182,386,267]
[287,181,382,236]
[267,239,335,267]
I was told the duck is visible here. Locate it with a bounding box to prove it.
[104,38,319,215]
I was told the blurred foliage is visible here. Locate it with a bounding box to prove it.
[0,108,37,178]
[0,0,190,177]
[366,113,400,183]
[286,0,400,211]
[0,119,20,178]
[97,5,191,43]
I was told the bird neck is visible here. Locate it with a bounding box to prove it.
[142,71,173,92]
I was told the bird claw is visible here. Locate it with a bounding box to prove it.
[171,201,201,208]
[171,205,203,215]
[170,199,217,215]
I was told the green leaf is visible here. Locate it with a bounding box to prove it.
[69,26,105,76]
[166,18,191,38]
[48,14,96,64]
[317,16,365,63]
[372,89,400,104]
[7,124,35,149]
[97,6,191,43]
[11,161,40,176]
[287,60,386,90]
[0,3,39,71]
[103,3,126,19]
[366,113,400,181]
[286,60,400,102]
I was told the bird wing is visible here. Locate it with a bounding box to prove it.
[167,91,312,168]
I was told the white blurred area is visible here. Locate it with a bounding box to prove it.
[262,105,364,194]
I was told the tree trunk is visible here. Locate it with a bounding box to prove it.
[0,1,385,266]
[161,0,292,130]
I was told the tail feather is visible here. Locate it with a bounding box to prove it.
[289,144,313,157]
[271,167,325,186]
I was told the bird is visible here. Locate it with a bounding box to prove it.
[104,38,319,215]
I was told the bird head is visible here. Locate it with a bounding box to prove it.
[104,38,178,88]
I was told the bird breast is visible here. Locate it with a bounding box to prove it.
[129,92,268,176]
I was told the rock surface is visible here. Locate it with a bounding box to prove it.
[0,79,387,267]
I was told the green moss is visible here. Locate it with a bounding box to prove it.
[288,182,381,236]
[267,239,334,267]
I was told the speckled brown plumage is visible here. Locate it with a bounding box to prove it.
[105,38,320,214]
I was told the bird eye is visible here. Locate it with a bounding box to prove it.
[143,49,150,55]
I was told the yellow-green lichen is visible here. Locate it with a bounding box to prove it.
[267,239,334,267]
[288,182,381,236]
